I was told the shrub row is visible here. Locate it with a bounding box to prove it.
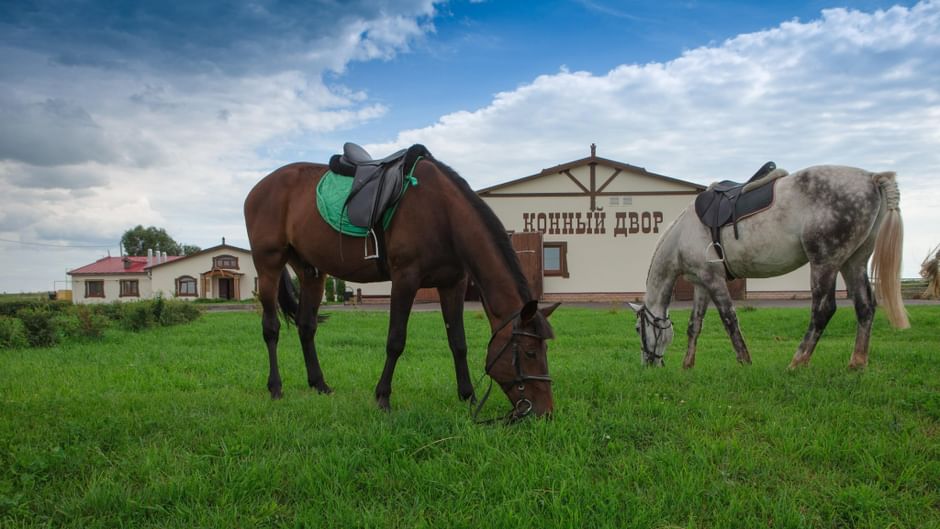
[0,296,201,349]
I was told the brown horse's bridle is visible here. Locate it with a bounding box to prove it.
[471,309,552,424]
[636,305,673,364]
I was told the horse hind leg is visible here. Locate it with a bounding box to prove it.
[841,252,876,369]
[683,285,710,369]
[257,266,285,399]
[296,265,332,394]
[789,266,838,369]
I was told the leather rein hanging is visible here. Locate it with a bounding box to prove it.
[471,309,552,424]
[636,305,673,364]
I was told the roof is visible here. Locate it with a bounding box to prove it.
[68,255,184,275]
[146,243,251,269]
[476,152,706,195]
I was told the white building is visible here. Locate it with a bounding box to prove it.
[68,242,257,304]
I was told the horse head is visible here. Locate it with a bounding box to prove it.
[485,300,560,420]
[628,303,674,366]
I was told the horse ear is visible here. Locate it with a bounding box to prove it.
[539,302,561,319]
[520,299,540,324]
[627,302,643,314]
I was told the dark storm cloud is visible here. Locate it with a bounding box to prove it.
[0,98,118,167]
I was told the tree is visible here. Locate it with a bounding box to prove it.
[120,225,199,256]
[181,244,202,256]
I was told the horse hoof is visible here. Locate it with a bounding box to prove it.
[311,381,333,394]
[376,398,392,412]
[847,361,867,371]
[270,389,283,400]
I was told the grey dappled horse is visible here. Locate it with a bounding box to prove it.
[631,165,909,369]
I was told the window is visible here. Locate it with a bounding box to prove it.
[176,276,197,297]
[85,280,105,298]
[543,242,569,278]
[213,255,238,269]
[120,279,139,297]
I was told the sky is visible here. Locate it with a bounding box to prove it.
[1,0,938,293]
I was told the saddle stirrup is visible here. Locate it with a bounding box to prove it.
[364,229,380,260]
[705,242,725,263]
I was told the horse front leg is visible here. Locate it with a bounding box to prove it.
[297,266,332,394]
[789,267,839,369]
[683,285,709,369]
[374,278,418,411]
[706,279,751,365]
[438,277,474,402]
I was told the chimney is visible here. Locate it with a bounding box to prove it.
[147,249,153,267]
[161,251,167,263]
[590,143,597,158]
[123,256,131,270]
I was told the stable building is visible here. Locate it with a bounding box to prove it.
[352,146,825,302]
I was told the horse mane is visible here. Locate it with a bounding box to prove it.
[426,155,532,303]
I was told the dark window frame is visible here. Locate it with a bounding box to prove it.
[85,280,105,298]
[543,241,569,278]
[213,254,239,270]
[176,276,198,297]
[119,279,140,298]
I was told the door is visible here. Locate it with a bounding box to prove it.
[218,278,234,300]
[511,232,543,300]
[673,276,747,301]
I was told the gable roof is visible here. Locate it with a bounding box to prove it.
[477,152,705,195]
[68,255,184,275]
[146,243,251,269]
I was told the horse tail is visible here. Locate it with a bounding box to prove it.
[278,268,299,326]
[871,171,910,329]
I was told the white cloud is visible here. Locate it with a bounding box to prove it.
[0,1,438,291]
[367,2,940,277]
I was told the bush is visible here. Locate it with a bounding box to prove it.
[60,305,109,340]
[0,299,70,317]
[120,302,154,331]
[157,300,201,326]
[0,316,28,348]
[16,305,59,347]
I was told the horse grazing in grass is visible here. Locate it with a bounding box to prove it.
[244,146,559,419]
[631,165,909,369]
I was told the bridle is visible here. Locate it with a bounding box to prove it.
[471,309,552,424]
[635,305,673,364]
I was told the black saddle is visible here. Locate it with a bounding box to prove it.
[694,161,779,263]
[328,142,428,229]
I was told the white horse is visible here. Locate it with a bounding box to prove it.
[630,165,909,369]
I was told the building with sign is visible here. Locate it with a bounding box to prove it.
[350,146,826,302]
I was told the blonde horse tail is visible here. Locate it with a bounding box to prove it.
[870,171,910,329]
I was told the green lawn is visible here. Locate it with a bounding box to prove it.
[1,305,938,528]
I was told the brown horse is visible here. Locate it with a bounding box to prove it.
[244,150,559,418]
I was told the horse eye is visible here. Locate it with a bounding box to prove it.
[524,349,537,359]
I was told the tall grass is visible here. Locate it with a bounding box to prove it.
[1,305,937,528]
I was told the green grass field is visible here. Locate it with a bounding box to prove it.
[2,305,938,528]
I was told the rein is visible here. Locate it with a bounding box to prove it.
[636,305,672,364]
[471,309,552,424]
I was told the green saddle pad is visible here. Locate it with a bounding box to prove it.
[316,160,420,237]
